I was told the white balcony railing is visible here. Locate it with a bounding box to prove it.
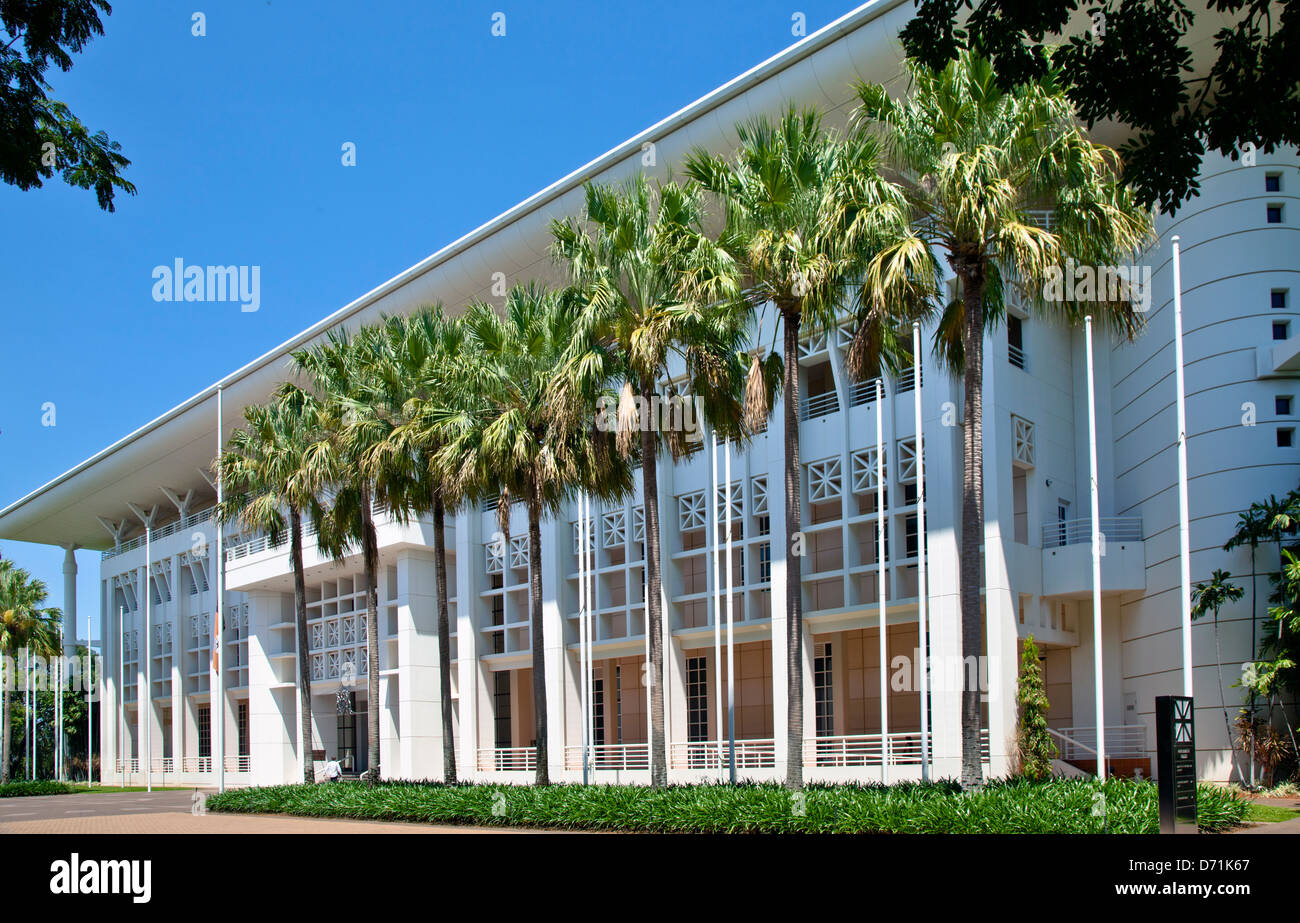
[849,376,882,408]
[564,743,650,771]
[805,729,990,767]
[1054,725,1146,761]
[183,757,214,773]
[477,747,537,772]
[669,738,776,770]
[226,754,252,773]
[114,758,140,773]
[1041,516,1143,549]
[800,390,839,421]
[1008,342,1026,370]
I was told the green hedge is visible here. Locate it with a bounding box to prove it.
[0,780,77,798]
[207,777,1247,834]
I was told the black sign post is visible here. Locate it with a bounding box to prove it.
[1155,695,1198,834]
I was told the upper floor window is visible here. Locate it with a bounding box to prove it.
[1273,289,1289,309]
[1266,173,1282,192]
[1008,315,1026,370]
[1267,203,1284,224]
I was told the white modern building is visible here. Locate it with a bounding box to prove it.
[1,0,1295,787]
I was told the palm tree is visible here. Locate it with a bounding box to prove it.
[684,108,908,790]
[0,559,63,783]
[354,305,469,783]
[853,51,1155,788]
[1192,569,1245,782]
[435,284,629,785]
[551,176,749,786]
[1226,503,1270,785]
[287,328,399,782]
[214,396,321,783]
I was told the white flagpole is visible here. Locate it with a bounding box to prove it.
[724,437,736,784]
[89,619,95,784]
[118,605,124,782]
[144,526,152,793]
[579,496,588,783]
[709,428,722,778]
[216,386,226,793]
[913,323,930,782]
[1172,236,1194,699]
[876,377,889,782]
[56,625,62,780]
[1086,316,1107,780]
[585,493,596,774]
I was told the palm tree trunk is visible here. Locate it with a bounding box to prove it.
[641,376,668,787]
[361,487,382,781]
[782,305,804,791]
[290,508,314,784]
[958,265,986,790]
[1212,610,1242,782]
[1,684,11,784]
[433,491,457,784]
[527,495,549,785]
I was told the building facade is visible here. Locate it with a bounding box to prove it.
[2,0,1296,787]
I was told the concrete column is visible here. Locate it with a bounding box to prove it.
[768,383,792,777]
[136,563,150,775]
[455,508,482,778]
[246,590,296,785]
[170,555,184,767]
[396,549,441,779]
[60,546,77,778]
[540,514,567,780]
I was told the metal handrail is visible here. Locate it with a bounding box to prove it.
[1042,516,1143,548]
[800,390,840,421]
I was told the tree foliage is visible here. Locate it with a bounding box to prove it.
[1016,635,1057,781]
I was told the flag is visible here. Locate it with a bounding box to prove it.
[211,608,221,672]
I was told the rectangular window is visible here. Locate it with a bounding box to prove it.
[615,665,623,745]
[755,514,770,537]
[1274,290,1289,309]
[1274,321,1290,341]
[1266,173,1282,192]
[759,542,772,583]
[237,700,249,756]
[337,692,357,772]
[493,671,512,749]
[686,656,708,742]
[1277,396,1293,416]
[197,705,211,759]
[814,642,834,737]
[1267,204,1284,224]
[1007,316,1025,369]
[592,678,605,747]
[1279,428,1295,448]
[904,513,919,557]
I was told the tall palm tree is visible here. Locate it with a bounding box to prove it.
[551,176,749,786]
[1226,504,1270,784]
[685,108,907,790]
[0,559,63,783]
[435,284,629,785]
[354,305,469,783]
[287,328,398,782]
[214,395,321,783]
[854,51,1155,788]
[1192,569,1245,782]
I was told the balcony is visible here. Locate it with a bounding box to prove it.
[805,729,989,767]
[564,743,649,771]
[800,390,840,421]
[477,746,537,772]
[669,739,776,770]
[1041,517,1145,598]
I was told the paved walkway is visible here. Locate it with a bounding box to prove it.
[0,791,542,834]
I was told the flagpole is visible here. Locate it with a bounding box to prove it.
[118,604,124,783]
[876,377,889,782]
[89,618,95,785]
[709,428,722,779]
[913,323,930,782]
[1086,316,1107,779]
[724,436,736,784]
[1172,236,1194,699]
[579,495,589,784]
[144,525,152,793]
[587,495,596,771]
[216,385,226,794]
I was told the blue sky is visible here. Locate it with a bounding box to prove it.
[0,0,856,640]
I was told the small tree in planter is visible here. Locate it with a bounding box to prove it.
[1017,636,1058,781]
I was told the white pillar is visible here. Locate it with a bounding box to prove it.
[247,591,296,785]
[396,549,442,779]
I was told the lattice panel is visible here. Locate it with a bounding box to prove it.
[678,491,707,530]
[807,457,843,503]
[632,506,645,543]
[485,538,504,574]
[799,330,829,357]
[571,518,595,554]
[602,509,626,547]
[751,476,768,515]
[715,480,744,522]
[1013,415,1036,467]
[851,447,887,493]
[509,535,530,568]
[897,439,918,484]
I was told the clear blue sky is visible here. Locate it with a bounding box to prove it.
[0,0,857,641]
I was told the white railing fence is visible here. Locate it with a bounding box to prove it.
[477,747,537,772]
[563,743,650,772]
[1053,725,1146,761]
[669,738,776,770]
[1041,516,1143,548]
[805,729,990,767]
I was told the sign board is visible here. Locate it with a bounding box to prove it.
[1155,695,1197,834]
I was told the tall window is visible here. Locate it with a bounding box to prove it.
[237,700,249,756]
[493,671,512,749]
[1007,315,1025,369]
[592,678,605,747]
[337,692,357,772]
[686,657,708,742]
[615,666,623,744]
[814,643,834,737]
[197,705,211,759]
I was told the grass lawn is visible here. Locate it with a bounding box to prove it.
[207,777,1248,834]
[1243,802,1300,823]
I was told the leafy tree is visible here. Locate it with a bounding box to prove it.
[215,396,323,783]
[1191,568,1245,781]
[685,108,910,790]
[0,559,62,782]
[853,51,1154,788]
[1016,635,1057,781]
[1,0,135,209]
[899,0,1299,213]
[551,175,750,786]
